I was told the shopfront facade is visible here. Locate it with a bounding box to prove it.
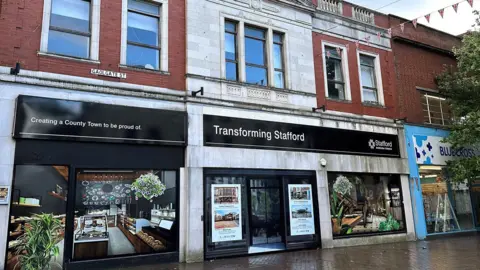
[1,84,186,269]
[183,104,416,261]
[405,125,480,240]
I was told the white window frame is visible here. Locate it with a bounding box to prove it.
[322,41,351,101]
[120,0,169,72]
[421,92,451,126]
[220,16,289,89]
[40,0,101,61]
[357,50,385,106]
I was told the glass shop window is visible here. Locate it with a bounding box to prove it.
[327,173,405,237]
[6,165,69,270]
[73,169,177,261]
[419,165,474,234]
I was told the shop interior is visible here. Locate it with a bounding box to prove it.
[419,165,475,234]
[6,165,177,269]
[328,173,405,237]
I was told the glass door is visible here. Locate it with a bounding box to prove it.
[249,178,283,246]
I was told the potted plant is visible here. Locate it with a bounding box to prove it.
[15,213,63,270]
[331,175,353,235]
[378,214,401,232]
[131,172,166,202]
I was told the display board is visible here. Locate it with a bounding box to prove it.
[288,184,315,236]
[211,184,242,242]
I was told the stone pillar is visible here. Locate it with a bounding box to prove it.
[316,168,333,248]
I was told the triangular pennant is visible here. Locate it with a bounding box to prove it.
[387,28,392,36]
[400,23,405,32]
[346,44,350,51]
[355,40,360,49]
[335,47,341,56]
[377,32,381,40]
[412,19,418,28]
[438,8,444,18]
[425,14,431,23]
[326,51,331,58]
[468,0,473,7]
[453,3,459,12]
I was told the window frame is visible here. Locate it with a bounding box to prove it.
[244,24,268,86]
[221,17,288,89]
[420,91,452,126]
[40,0,101,61]
[120,0,169,72]
[321,41,351,101]
[224,20,239,81]
[357,50,385,106]
[272,32,285,89]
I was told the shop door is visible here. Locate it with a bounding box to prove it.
[248,178,284,247]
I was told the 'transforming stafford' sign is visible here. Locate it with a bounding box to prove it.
[13,95,186,145]
[203,115,400,157]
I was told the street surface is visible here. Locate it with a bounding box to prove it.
[107,235,480,270]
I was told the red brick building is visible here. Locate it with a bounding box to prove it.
[389,14,461,126]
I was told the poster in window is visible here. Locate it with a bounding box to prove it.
[0,186,10,204]
[288,184,315,236]
[211,184,242,242]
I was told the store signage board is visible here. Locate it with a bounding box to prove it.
[204,115,401,157]
[14,95,186,145]
[413,135,480,165]
[288,184,315,236]
[211,184,242,242]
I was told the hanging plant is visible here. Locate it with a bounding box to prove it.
[333,175,353,196]
[131,172,166,201]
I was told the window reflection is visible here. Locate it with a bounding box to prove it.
[325,46,345,100]
[359,54,378,103]
[225,21,238,81]
[245,26,267,86]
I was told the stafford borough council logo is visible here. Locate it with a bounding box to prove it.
[368,139,376,150]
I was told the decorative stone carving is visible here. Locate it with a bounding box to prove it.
[226,85,242,97]
[276,93,289,103]
[247,88,271,100]
[251,0,262,10]
[263,4,280,13]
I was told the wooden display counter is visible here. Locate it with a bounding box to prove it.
[118,223,153,253]
[73,236,109,260]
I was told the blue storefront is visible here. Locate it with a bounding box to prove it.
[404,125,480,239]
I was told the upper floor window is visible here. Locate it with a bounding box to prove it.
[421,93,452,126]
[225,21,238,81]
[245,26,267,86]
[127,0,161,70]
[359,54,378,103]
[325,46,345,100]
[223,19,286,88]
[48,0,91,58]
[273,32,285,88]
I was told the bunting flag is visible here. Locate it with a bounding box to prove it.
[425,14,431,23]
[355,40,360,49]
[346,44,350,51]
[400,23,405,32]
[377,32,381,40]
[438,8,445,18]
[412,19,418,28]
[387,28,392,36]
[468,0,473,7]
[453,3,459,12]
[326,50,331,58]
[335,47,341,56]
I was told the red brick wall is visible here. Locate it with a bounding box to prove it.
[312,33,398,119]
[389,15,459,124]
[0,0,186,91]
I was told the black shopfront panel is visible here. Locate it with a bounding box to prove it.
[6,96,186,270]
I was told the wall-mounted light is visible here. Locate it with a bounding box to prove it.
[320,158,327,167]
[10,62,21,75]
[312,105,326,112]
[393,117,408,123]
[192,87,204,97]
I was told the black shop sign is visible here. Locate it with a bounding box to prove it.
[13,95,186,145]
[204,115,400,157]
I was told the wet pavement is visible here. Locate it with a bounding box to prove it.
[110,235,480,270]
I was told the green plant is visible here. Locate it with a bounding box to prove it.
[333,175,353,196]
[131,172,166,201]
[378,214,400,232]
[330,192,344,226]
[15,213,63,270]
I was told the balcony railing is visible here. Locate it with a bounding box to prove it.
[352,6,375,24]
[317,0,342,15]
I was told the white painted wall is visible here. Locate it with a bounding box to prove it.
[186,0,317,109]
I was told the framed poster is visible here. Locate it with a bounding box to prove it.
[0,186,10,204]
[211,184,242,242]
[288,184,315,236]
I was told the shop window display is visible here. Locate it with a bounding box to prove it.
[7,165,69,270]
[328,173,405,237]
[419,166,474,234]
[73,169,177,260]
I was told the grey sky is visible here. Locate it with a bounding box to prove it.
[348,0,477,35]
